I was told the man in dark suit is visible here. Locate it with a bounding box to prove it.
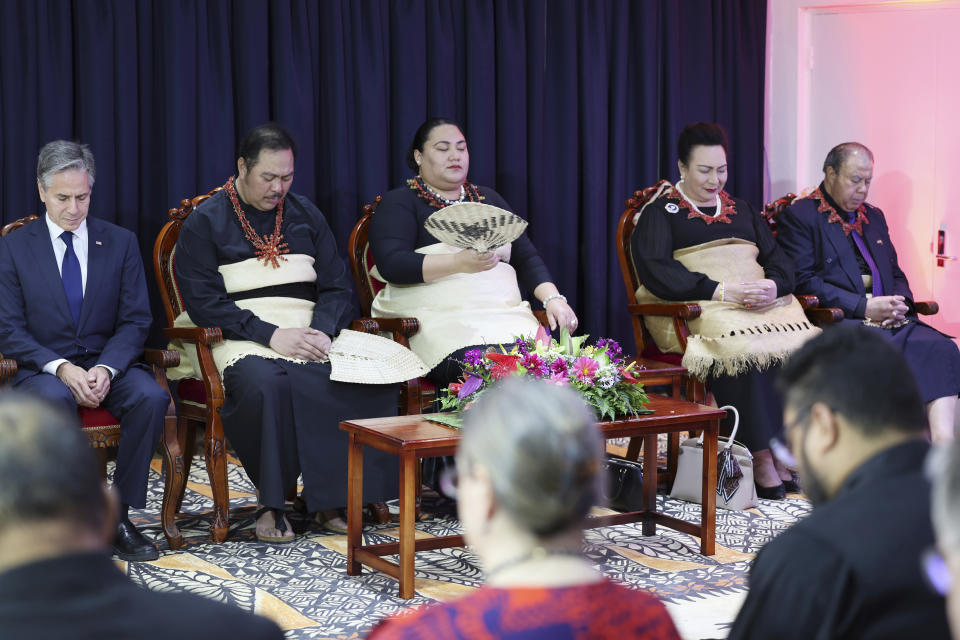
[729,327,950,639]
[777,142,960,442]
[0,392,284,639]
[0,140,167,561]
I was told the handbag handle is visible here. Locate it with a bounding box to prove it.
[697,405,739,451]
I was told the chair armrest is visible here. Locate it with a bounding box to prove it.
[797,294,819,310]
[627,302,702,320]
[805,307,844,325]
[0,354,17,384]
[916,300,939,316]
[143,348,181,369]
[351,317,421,338]
[163,326,224,345]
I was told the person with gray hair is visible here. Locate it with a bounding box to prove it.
[0,139,168,561]
[778,141,960,443]
[929,439,960,637]
[368,378,681,639]
[0,392,284,639]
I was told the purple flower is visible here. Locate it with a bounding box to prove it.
[464,349,485,367]
[514,337,530,356]
[520,353,548,377]
[458,372,483,399]
[596,338,623,362]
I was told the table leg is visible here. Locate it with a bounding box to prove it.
[641,433,658,536]
[398,452,417,599]
[346,433,363,576]
[699,418,718,555]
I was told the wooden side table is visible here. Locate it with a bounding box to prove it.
[341,395,725,599]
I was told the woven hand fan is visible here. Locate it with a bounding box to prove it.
[424,202,528,252]
[328,329,430,384]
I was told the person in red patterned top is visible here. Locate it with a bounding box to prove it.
[367,378,681,640]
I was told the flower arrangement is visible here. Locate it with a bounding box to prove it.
[439,326,649,421]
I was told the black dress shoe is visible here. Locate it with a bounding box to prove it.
[756,482,786,500]
[783,473,802,494]
[113,519,159,562]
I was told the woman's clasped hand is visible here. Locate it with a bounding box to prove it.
[714,279,778,308]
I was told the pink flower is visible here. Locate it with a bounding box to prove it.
[571,356,599,382]
[534,325,551,349]
[548,372,569,387]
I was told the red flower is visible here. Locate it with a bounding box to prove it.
[448,383,462,394]
[621,368,640,385]
[486,352,521,380]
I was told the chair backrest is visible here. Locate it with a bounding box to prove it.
[153,188,223,325]
[761,193,798,238]
[0,215,39,237]
[347,196,384,317]
[615,180,672,303]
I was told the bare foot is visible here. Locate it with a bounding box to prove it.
[753,449,782,488]
[256,508,293,541]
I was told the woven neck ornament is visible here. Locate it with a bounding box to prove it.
[808,186,868,236]
[408,176,484,209]
[223,176,289,268]
[668,182,737,225]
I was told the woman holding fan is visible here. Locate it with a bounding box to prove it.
[369,117,577,387]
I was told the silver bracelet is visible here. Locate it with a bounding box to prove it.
[542,293,567,308]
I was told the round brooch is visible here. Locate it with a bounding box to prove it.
[665,203,679,213]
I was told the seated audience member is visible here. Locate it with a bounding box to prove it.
[0,392,284,639]
[0,140,168,561]
[367,378,681,639]
[631,122,814,499]
[930,438,960,638]
[728,326,950,639]
[172,122,399,539]
[777,142,960,442]
[368,117,577,388]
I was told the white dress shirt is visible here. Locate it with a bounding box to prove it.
[41,213,117,379]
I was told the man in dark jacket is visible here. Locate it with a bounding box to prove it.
[729,327,950,639]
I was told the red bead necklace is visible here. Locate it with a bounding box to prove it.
[223,176,289,268]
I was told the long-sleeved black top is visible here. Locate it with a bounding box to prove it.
[630,193,795,301]
[174,188,356,346]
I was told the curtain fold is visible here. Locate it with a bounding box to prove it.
[0,0,766,350]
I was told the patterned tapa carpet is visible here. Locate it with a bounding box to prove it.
[121,446,811,640]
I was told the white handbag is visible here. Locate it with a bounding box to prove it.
[669,405,759,511]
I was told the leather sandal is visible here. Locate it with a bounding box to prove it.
[255,507,295,543]
[314,509,348,534]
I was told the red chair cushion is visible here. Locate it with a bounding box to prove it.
[365,246,386,296]
[78,406,120,428]
[640,343,684,366]
[177,378,208,405]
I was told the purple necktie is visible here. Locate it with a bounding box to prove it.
[847,212,882,298]
[60,230,83,327]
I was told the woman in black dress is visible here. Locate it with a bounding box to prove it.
[368,118,578,387]
[631,123,802,498]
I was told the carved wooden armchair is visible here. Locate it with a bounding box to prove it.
[763,193,939,320]
[0,215,184,549]
[348,197,433,414]
[616,182,709,403]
